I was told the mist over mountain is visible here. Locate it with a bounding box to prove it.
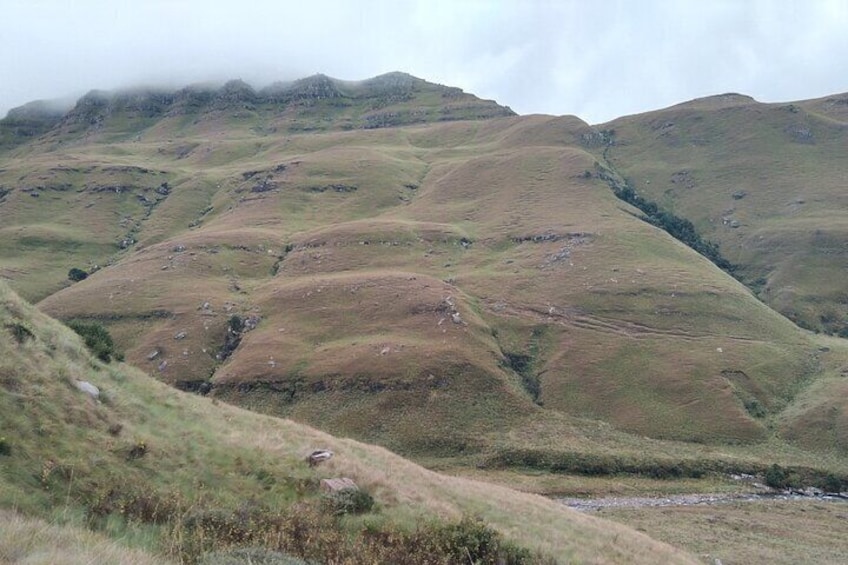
[0,73,514,149]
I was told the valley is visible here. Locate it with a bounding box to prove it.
[1,73,847,563]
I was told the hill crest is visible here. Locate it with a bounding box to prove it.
[0,72,515,148]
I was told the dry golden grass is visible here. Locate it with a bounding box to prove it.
[602,499,848,565]
[3,85,844,468]
[600,93,848,334]
[0,509,168,565]
[1,280,698,564]
[199,404,700,564]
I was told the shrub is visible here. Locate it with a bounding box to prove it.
[87,485,183,526]
[6,322,34,344]
[503,352,541,403]
[322,487,374,516]
[217,315,244,361]
[160,500,549,565]
[66,319,117,362]
[821,473,845,493]
[67,267,88,282]
[764,464,791,489]
[200,548,313,565]
[602,175,736,276]
[744,399,767,419]
[398,516,538,565]
[480,448,719,480]
[126,440,148,460]
[228,315,244,333]
[430,516,502,563]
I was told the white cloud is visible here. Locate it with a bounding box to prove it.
[0,0,846,123]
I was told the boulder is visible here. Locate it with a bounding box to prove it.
[75,380,100,400]
[306,449,333,467]
[320,477,358,493]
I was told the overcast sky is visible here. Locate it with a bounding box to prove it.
[2,0,847,124]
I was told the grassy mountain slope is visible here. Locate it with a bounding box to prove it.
[26,110,821,450]
[1,75,846,469]
[0,281,696,564]
[598,92,848,336]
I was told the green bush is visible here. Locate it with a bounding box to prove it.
[66,319,117,362]
[601,173,736,276]
[67,267,88,282]
[400,516,539,565]
[6,322,34,344]
[430,516,504,563]
[480,448,723,480]
[821,473,845,493]
[764,464,791,489]
[228,314,244,333]
[322,487,374,516]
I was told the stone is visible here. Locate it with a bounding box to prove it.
[75,380,100,399]
[320,477,358,492]
[243,315,261,331]
[306,449,334,467]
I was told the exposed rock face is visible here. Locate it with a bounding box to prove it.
[215,79,257,107]
[286,74,344,100]
[0,72,515,148]
[0,100,67,146]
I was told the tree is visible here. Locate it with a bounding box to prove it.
[68,267,88,282]
[67,320,116,362]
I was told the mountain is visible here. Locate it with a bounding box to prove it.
[1,280,696,563]
[1,74,847,483]
[0,72,514,150]
[598,92,848,336]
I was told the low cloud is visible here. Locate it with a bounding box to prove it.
[1,0,846,123]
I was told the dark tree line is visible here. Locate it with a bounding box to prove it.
[612,181,736,275]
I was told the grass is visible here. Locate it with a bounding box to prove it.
[0,508,168,565]
[0,280,698,564]
[2,77,848,562]
[598,94,848,335]
[602,499,848,565]
[2,91,842,469]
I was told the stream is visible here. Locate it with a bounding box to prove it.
[557,491,848,511]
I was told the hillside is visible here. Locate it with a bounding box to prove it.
[0,280,696,564]
[598,92,848,336]
[0,74,847,481]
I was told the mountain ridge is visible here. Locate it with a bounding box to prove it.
[3,72,848,562]
[0,72,515,149]
[1,72,846,482]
